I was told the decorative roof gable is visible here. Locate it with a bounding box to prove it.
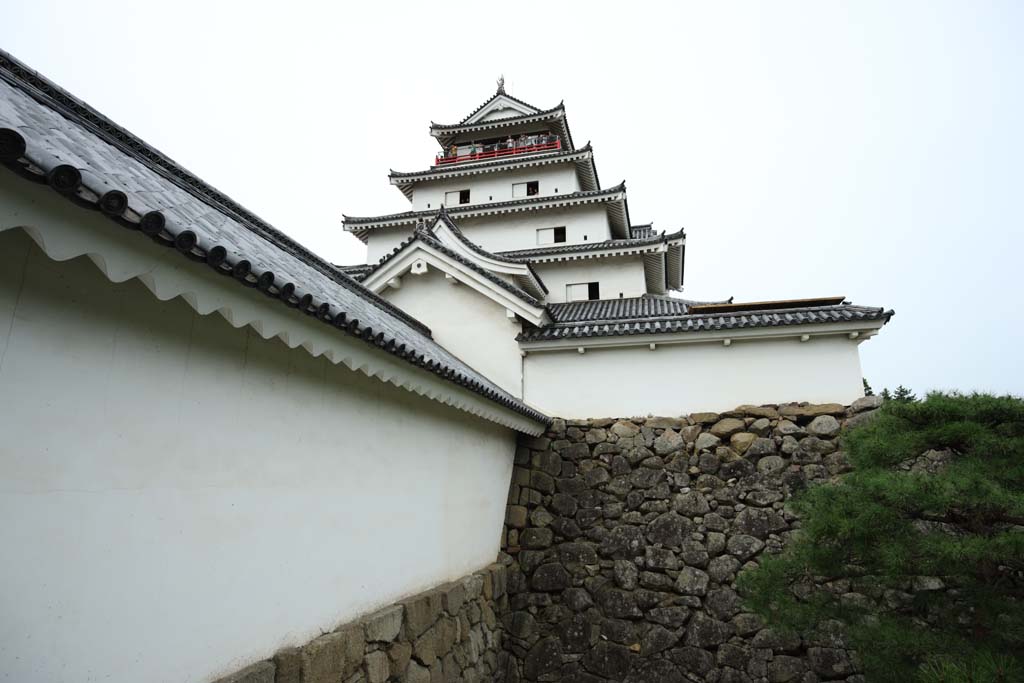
[359,212,551,326]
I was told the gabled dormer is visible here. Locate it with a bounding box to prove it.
[430,81,574,164]
[460,79,541,124]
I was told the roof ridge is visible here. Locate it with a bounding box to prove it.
[431,102,563,131]
[390,143,593,179]
[453,89,547,126]
[360,217,544,309]
[0,48,431,337]
[0,49,551,426]
[344,183,628,227]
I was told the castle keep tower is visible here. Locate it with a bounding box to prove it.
[340,83,892,416]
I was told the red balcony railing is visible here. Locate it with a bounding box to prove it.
[435,139,562,166]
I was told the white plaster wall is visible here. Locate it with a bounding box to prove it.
[364,204,612,263]
[0,230,517,683]
[532,256,649,303]
[382,269,524,398]
[456,204,612,254]
[411,165,580,211]
[366,225,414,263]
[523,336,866,418]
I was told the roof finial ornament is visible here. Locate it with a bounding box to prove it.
[496,75,505,95]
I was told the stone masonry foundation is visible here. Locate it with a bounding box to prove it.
[213,562,509,683]
[497,399,882,683]
[212,398,888,683]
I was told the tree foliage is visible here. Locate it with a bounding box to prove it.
[738,393,1024,682]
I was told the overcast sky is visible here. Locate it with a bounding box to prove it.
[3,1,1021,397]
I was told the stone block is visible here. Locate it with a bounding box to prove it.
[710,418,745,438]
[365,650,389,683]
[272,647,302,683]
[301,625,364,683]
[404,592,443,639]
[364,605,403,643]
[505,505,528,529]
[212,660,275,683]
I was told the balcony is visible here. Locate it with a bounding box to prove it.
[435,138,562,166]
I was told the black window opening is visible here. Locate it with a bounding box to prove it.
[526,181,539,196]
[568,282,601,302]
[445,189,471,206]
[553,226,566,243]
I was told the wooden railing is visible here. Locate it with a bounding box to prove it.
[435,140,561,166]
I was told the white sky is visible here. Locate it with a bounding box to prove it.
[3,1,1022,397]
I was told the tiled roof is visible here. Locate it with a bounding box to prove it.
[546,295,727,323]
[445,87,546,127]
[390,144,593,179]
[337,263,373,281]
[343,182,627,230]
[432,102,562,131]
[0,48,550,426]
[497,227,684,260]
[518,300,893,343]
[430,103,576,153]
[360,216,546,309]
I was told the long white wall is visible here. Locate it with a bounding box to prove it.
[523,335,866,418]
[0,229,517,683]
[382,269,525,398]
[411,164,580,211]
[532,256,649,302]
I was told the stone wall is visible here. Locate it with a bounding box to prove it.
[499,398,882,683]
[213,563,509,683]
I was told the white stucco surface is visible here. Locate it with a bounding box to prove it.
[532,257,649,302]
[523,335,867,418]
[411,164,580,211]
[0,229,517,683]
[364,204,614,263]
[382,269,525,398]
[456,204,613,253]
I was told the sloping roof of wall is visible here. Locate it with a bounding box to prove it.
[519,299,894,342]
[0,49,550,427]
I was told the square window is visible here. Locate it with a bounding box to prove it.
[513,181,540,198]
[566,282,600,302]
[537,227,567,245]
[445,189,470,205]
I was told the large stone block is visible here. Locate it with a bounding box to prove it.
[710,418,745,439]
[364,605,404,643]
[302,625,364,683]
[404,592,443,639]
[523,636,563,679]
[212,661,275,683]
[272,648,302,683]
[365,650,390,683]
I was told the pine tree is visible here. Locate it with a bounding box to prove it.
[738,393,1024,682]
[891,384,918,402]
[863,378,875,396]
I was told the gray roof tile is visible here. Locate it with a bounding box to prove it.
[0,48,549,426]
[519,297,893,342]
